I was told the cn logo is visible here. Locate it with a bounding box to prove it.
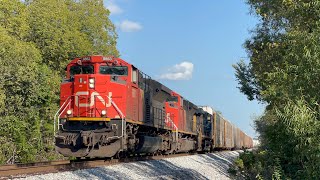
[74,91,112,107]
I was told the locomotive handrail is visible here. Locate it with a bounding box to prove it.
[55,94,124,151]
[104,95,125,140]
[58,100,71,131]
[54,96,71,135]
[166,115,178,142]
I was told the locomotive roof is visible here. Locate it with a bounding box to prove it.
[149,79,172,95]
[69,55,132,66]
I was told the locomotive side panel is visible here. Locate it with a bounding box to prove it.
[184,100,198,134]
[176,95,185,132]
[165,100,180,130]
[179,107,186,132]
[139,89,144,121]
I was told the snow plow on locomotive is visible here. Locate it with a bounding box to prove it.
[54,55,252,158]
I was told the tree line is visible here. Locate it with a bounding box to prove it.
[0,0,118,164]
[231,0,320,179]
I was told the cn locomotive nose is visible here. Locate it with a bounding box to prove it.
[74,75,92,91]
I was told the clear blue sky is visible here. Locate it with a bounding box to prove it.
[104,0,265,137]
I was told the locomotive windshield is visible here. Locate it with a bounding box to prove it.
[100,66,128,76]
[70,65,94,76]
[166,96,178,102]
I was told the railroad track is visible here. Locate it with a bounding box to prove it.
[0,153,192,179]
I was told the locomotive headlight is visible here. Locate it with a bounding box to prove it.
[66,109,72,115]
[89,78,95,89]
[89,78,95,84]
[101,110,107,116]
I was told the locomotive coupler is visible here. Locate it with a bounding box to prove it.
[81,131,95,146]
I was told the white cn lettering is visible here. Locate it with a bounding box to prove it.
[75,91,112,108]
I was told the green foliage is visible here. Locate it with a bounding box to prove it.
[274,99,320,178]
[229,150,284,180]
[0,137,16,164]
[232,100,320,179]
[27,0,118,70]
[233,60,260,101]
[0,28,60,163]
[0,0,29,39]
[0,0,118,164]
[234,1,320,105]
[232,0,320,179]
[71,0,118,57]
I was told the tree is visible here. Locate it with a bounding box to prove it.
[27,0,119,70]
[0,27,61,163]
[71,0,118,57]
[0,0,29,40]
[235,1,320,106]
[0,0,119,164]
[233,0,320,179]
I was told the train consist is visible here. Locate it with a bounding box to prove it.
[54,55,253,158]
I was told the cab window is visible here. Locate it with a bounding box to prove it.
[70,65,94,76]
[100,66,128,76]
[132,67,138,83]
[166,96,178,102]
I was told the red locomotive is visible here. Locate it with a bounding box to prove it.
[54,55,253,158]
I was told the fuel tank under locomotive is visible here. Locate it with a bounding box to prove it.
[177,138,196,153]
[135,136,162,153]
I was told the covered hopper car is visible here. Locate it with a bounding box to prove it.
[54,56,252,158]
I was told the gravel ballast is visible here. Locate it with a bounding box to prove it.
[18,151,242,180]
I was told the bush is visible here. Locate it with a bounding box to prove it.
[230,99,320,179]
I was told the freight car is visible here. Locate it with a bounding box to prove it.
[54,55,252,158]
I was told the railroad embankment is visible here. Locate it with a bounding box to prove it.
[16,151,242,180]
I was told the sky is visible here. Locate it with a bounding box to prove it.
[104,0,265,138]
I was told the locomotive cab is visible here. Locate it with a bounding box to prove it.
[60,55,130,121]
[165,92,184,130]
[55,55,133,158]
